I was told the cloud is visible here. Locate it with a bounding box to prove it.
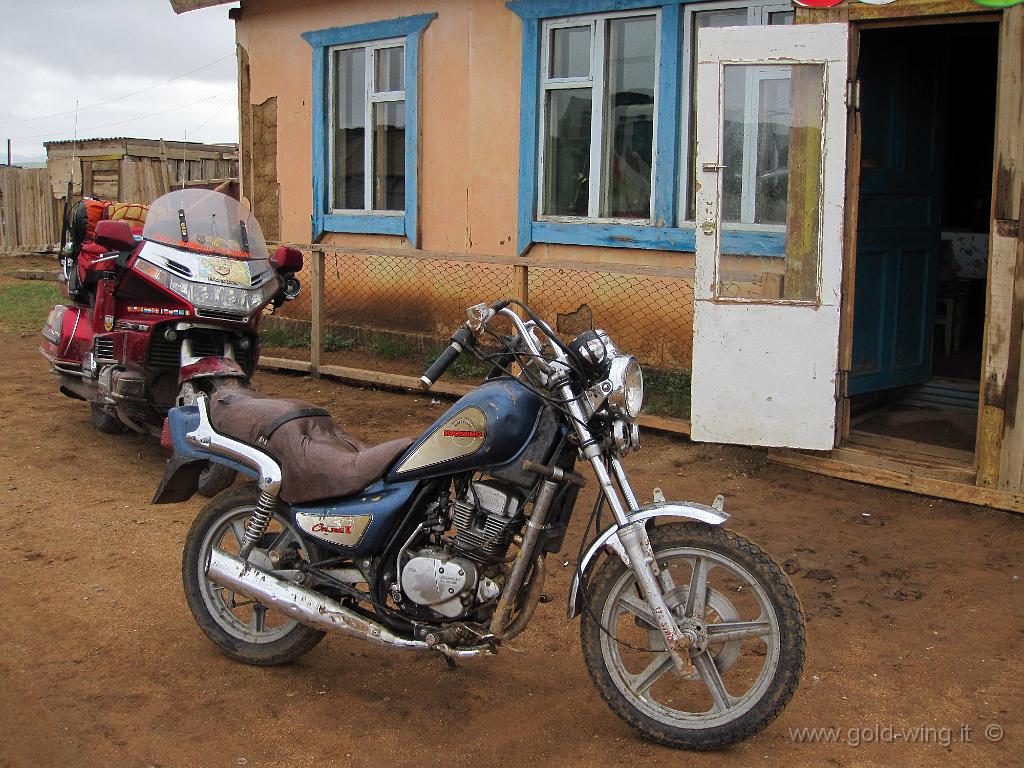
[0,1,239,163]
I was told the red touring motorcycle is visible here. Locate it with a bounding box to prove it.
[40,189,303,496]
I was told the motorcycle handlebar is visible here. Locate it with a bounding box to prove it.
[419,325,474,390]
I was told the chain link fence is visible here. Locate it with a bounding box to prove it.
[261,245,698,419]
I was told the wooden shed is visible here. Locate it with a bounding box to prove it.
[44,137,240,208]
[176,0,1024,512]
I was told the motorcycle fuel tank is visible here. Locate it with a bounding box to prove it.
[387,377,546,482]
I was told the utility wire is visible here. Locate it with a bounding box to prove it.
[9,90,234,141]
[0,53,235,125]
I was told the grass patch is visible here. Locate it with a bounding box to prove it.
[260,324,310,349]
[643,368,691,419]
[324,332,355,352]
[0,282,60,333]
[373,336,417,361]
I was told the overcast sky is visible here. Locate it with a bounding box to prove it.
[0,1,239,164]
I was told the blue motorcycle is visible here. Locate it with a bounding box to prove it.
[155,299,805,750]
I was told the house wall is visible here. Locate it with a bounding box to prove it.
[234,0,690,273]
[235,0,697,369]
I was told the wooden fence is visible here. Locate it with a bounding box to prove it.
[0,166,60,251]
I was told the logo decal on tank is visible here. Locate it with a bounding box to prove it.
[395,406,487,474]
[296,513,372,548]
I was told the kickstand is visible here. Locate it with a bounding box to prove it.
[442,654,458,671]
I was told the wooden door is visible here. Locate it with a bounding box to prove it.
[848,28,947,396]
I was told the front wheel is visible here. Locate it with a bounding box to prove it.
[580,523,805,750]
[182,485,326,665]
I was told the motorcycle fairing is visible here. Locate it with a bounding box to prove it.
[39,305,93,364]
[388,378,547,482]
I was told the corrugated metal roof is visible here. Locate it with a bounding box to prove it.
[45,136,237,149]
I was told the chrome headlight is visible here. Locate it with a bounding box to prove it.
[606,355,644,419]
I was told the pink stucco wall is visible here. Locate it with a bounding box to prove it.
[234,0,694,272]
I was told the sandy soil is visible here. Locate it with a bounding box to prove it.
[1,322,1022,767]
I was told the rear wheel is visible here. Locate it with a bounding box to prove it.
[182,485,325,665]
[580,523,805,750]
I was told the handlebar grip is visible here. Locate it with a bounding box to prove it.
[492,298,511,312]
[419,326,474,389]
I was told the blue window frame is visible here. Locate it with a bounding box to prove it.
[507,0,786,257]
[303,14,435,245]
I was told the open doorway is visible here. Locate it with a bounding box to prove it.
[847,22,999,459]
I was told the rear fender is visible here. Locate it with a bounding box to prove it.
[566,501,729,620]
[152,399,269,504]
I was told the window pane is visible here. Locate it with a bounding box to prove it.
[755,77,790,224]
[372,101,405,211]
[686,9,750,220]
[375,46,404,92]
[768,11,795,25]
[717,64,825,303]
[550,26,591,79]
[600,15,656,219]
[543,88,592,216]
[332,48,366,210]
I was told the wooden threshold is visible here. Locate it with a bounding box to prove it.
[257,357,692,437]
[770,448,1023,514]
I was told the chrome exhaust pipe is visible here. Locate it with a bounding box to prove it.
[206,548,488,658]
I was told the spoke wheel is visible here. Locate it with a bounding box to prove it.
[182,485,325,665]
[580,523,805,750]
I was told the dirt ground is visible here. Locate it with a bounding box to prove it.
[1,278,1022,766]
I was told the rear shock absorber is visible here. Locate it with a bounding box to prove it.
[239,489,278,560]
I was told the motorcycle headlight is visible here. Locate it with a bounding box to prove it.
[606,355,644,420]
[135,257,272,315]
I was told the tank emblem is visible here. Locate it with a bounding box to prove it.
[395,406,487,473]
[296,512,372,547]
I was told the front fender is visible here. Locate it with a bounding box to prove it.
[178,356,246,387]
[566,501,728,620]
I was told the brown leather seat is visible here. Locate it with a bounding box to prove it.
[208,389,414,505]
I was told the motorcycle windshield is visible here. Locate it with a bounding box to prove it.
[142,189,270,261]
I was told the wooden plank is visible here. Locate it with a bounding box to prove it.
[310,247,325,377]
[636,413,691,437]
[978,6,1024,489]
[14,269,59,282]
[260,359,692,437]
[831,446,976,485]
[769,449,1024,514]
[845,0,993,20]
[272,240,696,281]
[318,363,472,398]
[847,429,975,466]
[257,356,312,373]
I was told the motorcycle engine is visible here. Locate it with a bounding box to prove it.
[399,481,519,619]
[400,548,482,619]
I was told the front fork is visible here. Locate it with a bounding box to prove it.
[560,383,696,674]
[586,450,696,672]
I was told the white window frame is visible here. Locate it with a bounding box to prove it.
[327,37,406,215]
[678,0,794,231]
[537,9,661,225]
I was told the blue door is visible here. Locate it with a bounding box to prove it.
[849,30,946,396]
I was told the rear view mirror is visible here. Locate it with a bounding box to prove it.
[94,220,136,251]
[271,245,303,274]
